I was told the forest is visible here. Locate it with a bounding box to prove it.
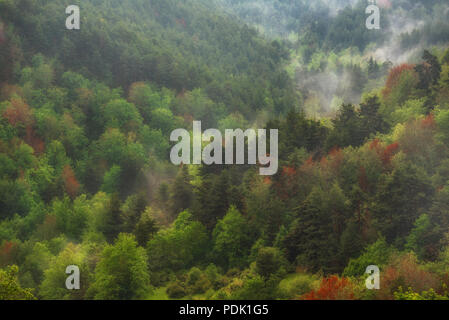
[1,0,449,300]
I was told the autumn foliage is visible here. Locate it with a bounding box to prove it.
[25,126,45,154]
[375,253,440,300]
[62,165,80,198]
[398,115,436,156]
[301,276,355,300]
[0,241,19,267]
[381,142,400,167]
[382,64,416,99]
[322,147,344,174]
[358,166,369,192]
[421,113,436,130]
[0,84,23,101]
[2,97,33,127]
[2,97,45,154]
[275,166,299,200]
[368,139,400,168]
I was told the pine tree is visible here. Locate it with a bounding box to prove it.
[121,192,147,233]
[326,104,364,150]
[372,163,433,247]
[170,165,193,217]
[283,188,340,273]
[360,95,388,137]
[134,208,159,247]
[368,57,380,79]
[193,170,229,231]
[415,50,441,97]
[103,193,123,243]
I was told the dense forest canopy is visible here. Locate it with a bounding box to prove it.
[1,0,449,301]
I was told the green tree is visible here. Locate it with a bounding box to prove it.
[101,165,122,194]
[255,247,288,279]
[134,207,159,247]
[343,237,394,277]
[0,265,35,300]
[326,104,364,150]
[170,166,193,217]
[102,193,123,243]
[360,95,388,137]
[212,206,251,269]
[121,193,147,233]
[147,210,209,272]
[406,214,435,261]
[372,163,433,247]
[230,275,279,300]
[103,99,143,134]
[89,234,150,300]
[368,57,380,79]
[283,184,348,273]
[193,170,230,231]
[39,243,88,300]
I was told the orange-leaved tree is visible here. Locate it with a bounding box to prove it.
[300,276,356,300]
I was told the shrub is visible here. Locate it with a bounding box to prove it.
[278,273,319,299]
[166,282,186,299]
[301,276,356,300]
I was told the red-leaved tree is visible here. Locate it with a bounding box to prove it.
[301,276,356,300]
[62,165,80,199]
[382,64,416,99]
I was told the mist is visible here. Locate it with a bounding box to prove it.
[214,0,449,116]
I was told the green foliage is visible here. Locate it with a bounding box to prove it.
[0,265,35,300]
[89,234,150,300]
[436,108,449,144]
[103,99,143,134]
[147,210,209,272]
[394,287,449,300]
[166,282,187,299]
[0,0,449,301]
[254,247,288,279]
[101,165,122,194]
[39,243,88,300]
[390,99,426,125]
[20,241,53,288]
[343,238,393,277]
[277,273,319,299]
[283,184,350,273]
[406,214,433,261]
[269,111,328,160]
[415,50,442,92]
[381,66,419,113]
[212,206,252,269]
[372,162,433,246]
[170,166,193,217]
[134,207,159,247]
[230,274,279,300]
[186,267,212,295]
[49,196,90,241]
[101,194,123,243]
[121,193,147,233]
[324,98,388,150]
